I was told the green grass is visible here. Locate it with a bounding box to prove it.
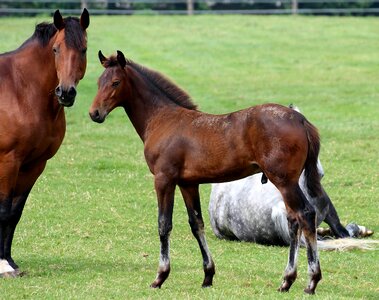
[0,15,378,299]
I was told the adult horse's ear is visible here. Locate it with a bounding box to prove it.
[53,10,65,30]
[98,50,107,67]
[117,50,127,69]
[80,8,90,30]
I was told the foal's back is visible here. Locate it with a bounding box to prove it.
[145,103,309,184]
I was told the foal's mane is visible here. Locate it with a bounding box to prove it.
[106,56,197,110]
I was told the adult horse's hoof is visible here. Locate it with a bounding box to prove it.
[0,270,19,278]
[0,260,22,278]
[14,269,26,277]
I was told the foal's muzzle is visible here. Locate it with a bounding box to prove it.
[89,109,105,123]
[55,85,77,107]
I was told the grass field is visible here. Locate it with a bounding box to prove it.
[0,15,378,299]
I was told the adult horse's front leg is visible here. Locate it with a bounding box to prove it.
[0,160,19,278]
[3,191,30,273]
[179,185,215,287]
[0,194,20,278]
[150,174,176,289]
[1,160,47,277]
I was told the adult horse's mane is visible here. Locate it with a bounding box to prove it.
[23,17,85,49]
[106,55,197,110]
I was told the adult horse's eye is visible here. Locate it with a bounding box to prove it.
[112,81,120,87]
[81,48,87,55]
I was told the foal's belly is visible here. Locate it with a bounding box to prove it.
[180,162,262,184]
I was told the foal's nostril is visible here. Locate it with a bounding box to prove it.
[90,109,104,123]
[94,110,100,119]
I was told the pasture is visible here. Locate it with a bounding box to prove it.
[0,15,378,299]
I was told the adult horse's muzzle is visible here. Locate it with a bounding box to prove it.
[89,109,106,123]
[55,85,77,107]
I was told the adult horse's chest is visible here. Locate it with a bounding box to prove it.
[25,112,66,164]
[9,104,67,165]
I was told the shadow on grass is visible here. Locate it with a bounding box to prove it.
[16,254,154,279]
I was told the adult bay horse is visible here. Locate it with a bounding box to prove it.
[89,51,323,294]
[0,9,89,277]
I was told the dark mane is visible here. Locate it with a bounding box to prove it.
[63,17,87,49]
[31,22,57,47]
[107,56,197,110]
[27,17,85,48]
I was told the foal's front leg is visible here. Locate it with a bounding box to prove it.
[150,174,176,289]
[179,185,215,287]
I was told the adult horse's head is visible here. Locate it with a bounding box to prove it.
[89,50,128,123]
[53,9,89,107]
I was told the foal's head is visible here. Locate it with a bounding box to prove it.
[52,9,89,107]
[89,50,129,123]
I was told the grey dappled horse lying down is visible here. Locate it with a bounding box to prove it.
[209,107,375,250]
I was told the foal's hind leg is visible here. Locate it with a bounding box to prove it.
[278,184,322,294]
[179,185,215,287]
[278,214,301,292]
[301,202,322,294]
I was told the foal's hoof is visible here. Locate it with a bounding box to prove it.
[201,282,213,288]
[150,283,161,289]
[278,280,292,293]
[304,287,316,295]
[277,286,290,293]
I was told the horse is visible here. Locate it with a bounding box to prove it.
[0,9,89,278]
[89,50,323,294]
[209,107,375,250]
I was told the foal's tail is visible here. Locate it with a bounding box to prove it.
[303,119,323,198]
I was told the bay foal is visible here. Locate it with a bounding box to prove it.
[89,51,322,294]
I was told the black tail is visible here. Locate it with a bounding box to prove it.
[303,119,323,198]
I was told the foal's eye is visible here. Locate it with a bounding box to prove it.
[53,47,58,54]
[112,81,120,87]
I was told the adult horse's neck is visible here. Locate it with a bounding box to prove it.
[12,36,61,115]
[123,63,197,142]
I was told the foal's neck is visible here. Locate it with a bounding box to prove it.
[125,68,180,142]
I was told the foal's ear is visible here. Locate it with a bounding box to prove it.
[53,10,65,30]
[117,50,127,69]
[98,50,107,67]
[80,8,90,30]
